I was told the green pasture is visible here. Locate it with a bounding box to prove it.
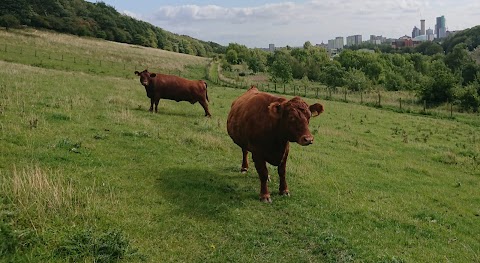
[1,29,479,262]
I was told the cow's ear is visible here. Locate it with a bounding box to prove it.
[134,71,140,75]
[268,101,283,118]
[150,73,156,78]
[309,103,324,117]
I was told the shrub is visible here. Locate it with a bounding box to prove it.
[455,83,480,112]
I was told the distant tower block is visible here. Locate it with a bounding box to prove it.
[420,19,426,35]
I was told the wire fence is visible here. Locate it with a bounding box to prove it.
[210,65,463,119]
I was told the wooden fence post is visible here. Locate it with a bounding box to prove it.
[423,100,427,113]
[293,85,296,96]
[399,98,402,110]
[450,103,453,117]
[360,91,363,104]
[378,93,381,106]
[283,84,286,94]
[344,88,347,101]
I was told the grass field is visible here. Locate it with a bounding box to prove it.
[1,28,479,262]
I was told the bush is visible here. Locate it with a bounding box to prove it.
[455,83,480,112]
[0,14,20,31]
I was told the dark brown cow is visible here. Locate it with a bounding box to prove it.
[134,69,211,116]
[227,86,324,203]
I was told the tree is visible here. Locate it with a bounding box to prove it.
[444,43,470,72]
[320,62,346,91]
[414,42,444,56]
[270,54,293,84]
[303,41,313,50]
[345,69,371,91]
[419,60,457,105]
[455,82,480,112]
[226,49,238,64]
[247,49,267,73]
[0,15,20,31]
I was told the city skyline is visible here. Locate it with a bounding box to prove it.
[87,0,479,48]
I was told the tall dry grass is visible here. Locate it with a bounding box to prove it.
[0,28,209,72]
[1,165,92,230]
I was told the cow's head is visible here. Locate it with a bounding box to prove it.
[268,97,324,146]
[134,69,157,87]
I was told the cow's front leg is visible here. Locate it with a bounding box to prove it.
[253,156,271,203]
[241,148,248,173]
[278,148,289,196]
[154,98,160,113]
[149,98,154,112]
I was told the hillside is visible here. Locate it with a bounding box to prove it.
[443,25,480,53]
[0,0,225,57]
[1,29,480,262]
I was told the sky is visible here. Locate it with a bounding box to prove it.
[88,0,480,48]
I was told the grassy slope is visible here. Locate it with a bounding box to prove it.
[0,29,479,262]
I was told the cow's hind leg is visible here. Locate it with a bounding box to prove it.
[199,100,211,117]
[241,148,248,173]
[253,156,271,203]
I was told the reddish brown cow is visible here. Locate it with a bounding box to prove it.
[227,86,324,203]
[134,69,211,116]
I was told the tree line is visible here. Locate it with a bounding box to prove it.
[0,0,226,57]
[222,27,480,112]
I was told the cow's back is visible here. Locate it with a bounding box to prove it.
[227,88,285,149]
[152,74,205,102]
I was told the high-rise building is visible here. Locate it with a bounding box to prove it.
[412,26,421,38]
[420,19,426,35]
[334,37,344,49]
[435,16,446,39]
[346,35,362,46]
[426,28,435,41]
[327,39,335,50]
[370,35,385,45]
[268,44,275,52]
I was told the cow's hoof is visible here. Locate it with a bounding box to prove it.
[260,196,272,203]
[241,168,248,174]
[279,191,290,197]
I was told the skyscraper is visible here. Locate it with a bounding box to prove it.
[435,16,446,39]
[268,44,275,52]
[420,19,426,35]
[346,35,362,46]
[334,37,344,49]
[412,26,421,38]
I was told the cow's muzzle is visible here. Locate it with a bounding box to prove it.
[299,135,314,146]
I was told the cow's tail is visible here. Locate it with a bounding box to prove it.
[204,81,209,102]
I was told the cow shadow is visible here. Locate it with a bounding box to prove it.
[156,167,256,220]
